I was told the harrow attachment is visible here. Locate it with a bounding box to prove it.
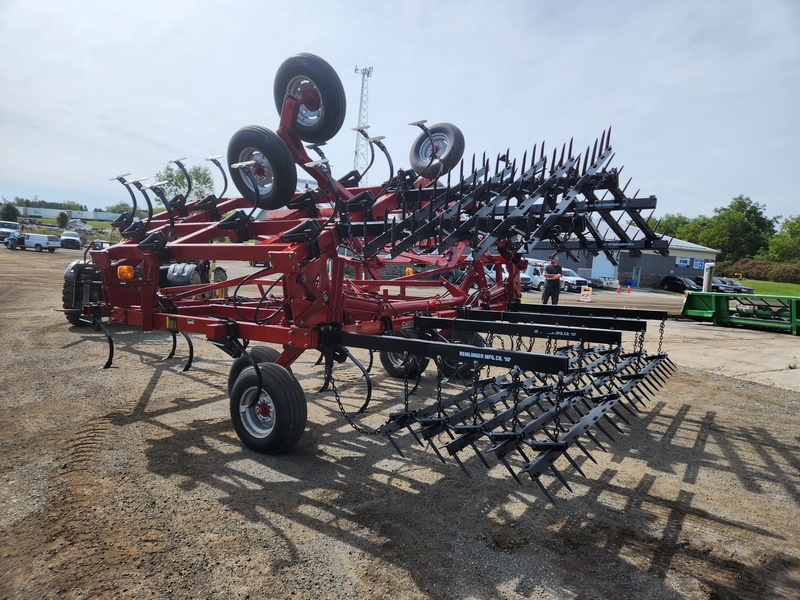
[75,52,675,502]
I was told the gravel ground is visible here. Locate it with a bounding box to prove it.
[1,249,798,599]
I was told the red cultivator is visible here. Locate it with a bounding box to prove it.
[74,53,674,501]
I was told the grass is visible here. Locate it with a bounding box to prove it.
[745,279,800,297]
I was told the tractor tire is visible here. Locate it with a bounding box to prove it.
[227,346,287,397]
[230,362,307,454]
[379,330,430,378]
[61,280,84,326]
[438,330,486,380]
[208,266,228,299]
[409,122,465,178]
[273,53,346,144]
[227,125,297,210]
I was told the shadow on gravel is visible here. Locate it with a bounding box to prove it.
[86,333,800,599]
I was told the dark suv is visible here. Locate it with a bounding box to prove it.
[718,278,754,294]
[659,275,701,293]
[693,277,736,292]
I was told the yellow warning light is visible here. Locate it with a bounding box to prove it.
[117,265,134,280]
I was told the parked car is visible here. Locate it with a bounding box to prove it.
[0,220,20,242]
[559,268,589,292]
[693,276,736,293]
[483,265,533,290]
[67,219,94,234]
[4,233,61,252]
[59,231,83,250]
[659,275,701,293]
[718,278,754,294]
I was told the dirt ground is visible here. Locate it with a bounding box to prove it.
[1,249,798,599]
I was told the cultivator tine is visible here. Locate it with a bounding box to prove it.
[181,331,194,372]
[165,331,178,360]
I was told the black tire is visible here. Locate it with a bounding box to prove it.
[227,125,297,210]
[35,244,43,252]
[409,122,465,178]
[208,266,228,299]
[438,330,486,379]
[61,280,84,326]
[273,53,346,144]
[47,248,56,253]
[230,362,307,454]
[379,330,430,378]
[227,346,284,396]
[538,282,545,292]
[662,283,669,291]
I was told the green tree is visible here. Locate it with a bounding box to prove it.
[57,211,70,229]
[105,202,133,214]
[648,213,692,236]
[694,196,778,262]
[1,202,21,221]
[152,164,216,201]
[760,214,800,263]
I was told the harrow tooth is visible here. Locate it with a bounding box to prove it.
[574,439,598,464]
[563,451,587,479]
[500,456,523,484]
[609,405,631,426]
[606,125,612,148]
[386,433,405,458]
[429,440,447,463]
[602,414,625,435]
[532,474,557,505]
[472,443,491,469]
[591,138,598,166]
[600,129,606,154]
[550,465,573,493]
[452,452,473,479]
[594,422,616,443]
[407,425,425,447]
[568,137,574,159]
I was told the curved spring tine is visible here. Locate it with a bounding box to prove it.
[164,331,178,360]
[90,317,114,370]
[180,331,194,372]
[341,346,373,416]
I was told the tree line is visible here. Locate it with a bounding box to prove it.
[649,195,800,283]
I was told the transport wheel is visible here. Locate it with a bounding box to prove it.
[208,266,228,299]
[230,362,307,454]
[438,330,486,379]
[379,330,430,378]
[409,122,465,178]
[227,125,297,209]
[273,53,346,144]
[61,280,83,326]
[227,346,284,396]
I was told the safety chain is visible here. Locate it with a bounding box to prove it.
[470,360,481,425]
[510,367,522,430]
[551,372,565,438]
[325,358,382,436]
[545,337,555,355]
[634,330,645,355]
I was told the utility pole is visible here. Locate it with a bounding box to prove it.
[353,64,373,184]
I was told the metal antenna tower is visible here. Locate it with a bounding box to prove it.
[353,64,373,183]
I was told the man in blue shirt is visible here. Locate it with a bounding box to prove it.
[541,255,562,305]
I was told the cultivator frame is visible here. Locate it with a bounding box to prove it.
[79,53,674,501]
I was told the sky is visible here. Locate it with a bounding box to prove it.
[1,0,798,221]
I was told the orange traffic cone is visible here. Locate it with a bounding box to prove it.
[626,285,631,293]
[616,285,621,294]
